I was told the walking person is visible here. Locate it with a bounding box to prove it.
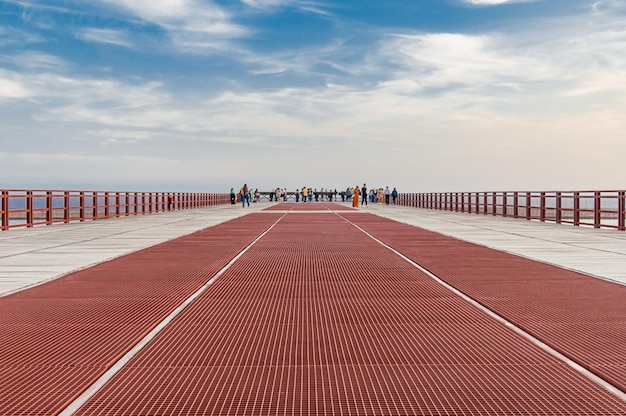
[361,183,368,207]
[391,187,398,205]
[230,188,236,205]
[384,186,391,205]
[240,184,250,207]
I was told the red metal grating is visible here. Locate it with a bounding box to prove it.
[343,212,626,394]
[0,213,281,415]
[75,213,626,415]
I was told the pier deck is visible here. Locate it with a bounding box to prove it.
[1,202,626,414]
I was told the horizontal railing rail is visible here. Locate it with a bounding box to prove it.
[397,190,626,231]
[0,189,230,231]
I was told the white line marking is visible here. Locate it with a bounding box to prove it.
[342,215,626,403]
[60,213,287,415]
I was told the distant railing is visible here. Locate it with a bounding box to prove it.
[0,189,230,231]
[397,190,626,231]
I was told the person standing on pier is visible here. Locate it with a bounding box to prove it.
[392,187,398,205]
[230,188,236,205]
[352,186,360,208]
[361,183,368,207]
[240,184,250,208]
[384,186,391,205]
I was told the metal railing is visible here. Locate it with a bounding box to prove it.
[0,189,230,231]
[397,190,626,231]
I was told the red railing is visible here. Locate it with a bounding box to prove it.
[397,190,626,231]
[0,189,230,231]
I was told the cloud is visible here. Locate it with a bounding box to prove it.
[76,28,133,48]
[94,0,248,50]
[241,0,332,15]
[85,129,155,141]
[0,76,31,98]
[7,52,66,70]
[462,0,529,5]
[0,26,46,47]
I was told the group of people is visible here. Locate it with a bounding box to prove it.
[231,183,399,208]
[350,184,398,208]
[285,188,337,203]
[231,184,260,207]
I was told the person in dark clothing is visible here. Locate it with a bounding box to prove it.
[361,183,368,206]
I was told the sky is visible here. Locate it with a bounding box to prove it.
[1,0,625,193]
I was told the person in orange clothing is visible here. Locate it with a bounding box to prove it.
[352,186,360,207]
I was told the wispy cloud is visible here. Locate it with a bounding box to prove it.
[0,74,32,99]
[0,26,45,47]
[241,0,333,15]
[462,0,532,5]
[94,0,248,50]
[6,52,66,70]
[76,28,133,48]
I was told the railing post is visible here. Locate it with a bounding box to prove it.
[555,192,562,224]
[540,192,546,222]
[573,192,580,226]
[482,192,486,215]
[46,191,53,225]
[63,192,70,223]
[115,193,121,217]
[526,192,531,220]
[104,192,110,218]
[26,191,34,227]
[133,192,138,215]
[79,191,85,221]
[1,190,8,230]
[502,192,508,217]
[93,191,98,220]
[594,191,601,228]
[513,192,519,218]
[617,191,626,231]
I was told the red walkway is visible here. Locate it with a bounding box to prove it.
[1,204,626,415]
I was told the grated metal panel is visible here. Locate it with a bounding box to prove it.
[343,212,626,395]
[75,213,626,415]
[0,213,282,415]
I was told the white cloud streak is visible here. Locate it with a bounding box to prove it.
[462,0,531,5]
[94,0,248,50]
[76,28,133,48]
[241,0,329,12]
